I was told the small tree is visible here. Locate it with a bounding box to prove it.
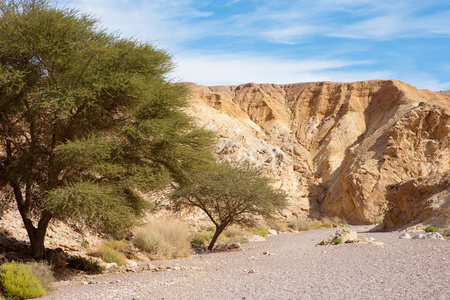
[171,162,287,250]
[0,0,214,259]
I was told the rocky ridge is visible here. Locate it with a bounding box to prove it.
[185,80,450,227]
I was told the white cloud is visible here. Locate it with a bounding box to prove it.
[59,0,214,49]
[173,53,386,85]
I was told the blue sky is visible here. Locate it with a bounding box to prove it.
[58,0,450,90]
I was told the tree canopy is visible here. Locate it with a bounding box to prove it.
[171,162,287,250]
[0,0,214,258]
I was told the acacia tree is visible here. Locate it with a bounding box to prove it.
[171,162,287,250]
[0,0,214,259]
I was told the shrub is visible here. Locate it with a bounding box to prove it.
[288,218,311,231]
[133,218,191,259]
[267,219,289,232]
[424,226,440,233]
[0,262,46,299]
[88,240,129,266]
[102,240,129,253]
[252,228,269,237]
[101,248,127,266]
[334,238,343,245]
[25,261,54,292]
[191,232,214,246]
[221,227,249,244]
[67,256,104,275]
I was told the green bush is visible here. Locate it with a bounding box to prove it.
[334,238,343,245]
[191,232,214,246]
[133,218,191,259]
[0,262,46,299]
[424,226,440,232]
[101,248,127,266]
[87,240,129,266]
[252,228,269,237]
[67,256,104,275]
[102,240,129,253]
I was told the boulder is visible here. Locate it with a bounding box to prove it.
[399,233,412,239]
[46,247,67,268]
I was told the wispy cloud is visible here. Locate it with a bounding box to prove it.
[60,0,214,49]
[57,0,450,90]
[173,53,384,85]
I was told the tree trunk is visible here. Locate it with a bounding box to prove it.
[208,224,227,251]
[21,212,52,259]
[29,227,47,260]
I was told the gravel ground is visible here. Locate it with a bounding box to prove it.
[42,226,450,300]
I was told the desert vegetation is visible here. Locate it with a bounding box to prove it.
[171,162,287,250]
[133,218,191,260]
[0,261,53,299]
[0,0,215,260]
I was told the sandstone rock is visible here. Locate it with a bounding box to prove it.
[317,229,357,245]
[125,260,138,268]
[214,243,242,251]
[318,229,383,245]
[268,229,278,235]
[186,80,450,226]
[412,234,425,239]
[46,247,67,269]
[425,232,444,240]
[382,172,450,230]
[399,233,411,239]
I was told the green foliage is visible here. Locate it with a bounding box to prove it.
[424,226,440,233]
[98,240,129,266]
[102,240,129,253]
[191,232,214,246]
[0,0,215,258]
[100,248,127,266]
[133,218,191,259]
[0,262,46,299]
[172,161,287,250]
[67,256,104,275]
[252,228,269,237]
[191,227,250,246]
[334,238,343,245]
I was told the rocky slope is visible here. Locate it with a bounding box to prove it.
[185,80,450,226]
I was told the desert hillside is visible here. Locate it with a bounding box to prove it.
[185,80,450,227]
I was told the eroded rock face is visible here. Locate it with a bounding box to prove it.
[186,80,450,225]
[382,171,450,230]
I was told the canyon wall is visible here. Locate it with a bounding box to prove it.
[185,80,450,226]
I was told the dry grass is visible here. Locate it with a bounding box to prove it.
[25,261,54,292]
[321,216,348,228]
[221,227,249,244]
[288,217,311,231]
[267,219,289,232]
[133,218,191,260]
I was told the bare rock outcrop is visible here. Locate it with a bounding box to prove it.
[186,80,450,225]
[381,171,450,230]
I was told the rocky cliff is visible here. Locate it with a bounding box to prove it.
[185,80,450,226]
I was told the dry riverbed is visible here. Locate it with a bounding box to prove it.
[43,226,450,300]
